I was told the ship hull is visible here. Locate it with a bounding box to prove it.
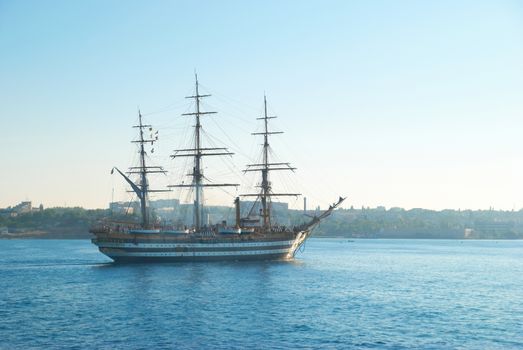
[107,253,290,263]
[92,231,309,263]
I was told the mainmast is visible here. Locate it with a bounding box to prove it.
[169,74,238,231]
[242,95,299,230]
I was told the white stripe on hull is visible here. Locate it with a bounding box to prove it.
[95,240,295,249]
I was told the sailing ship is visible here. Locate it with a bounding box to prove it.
[90,76,345,262]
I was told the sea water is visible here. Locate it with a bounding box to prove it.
[0,239,522,349]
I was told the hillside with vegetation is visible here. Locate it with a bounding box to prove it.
[2,205,523,239]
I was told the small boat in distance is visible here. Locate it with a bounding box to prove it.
[90,76,345,262]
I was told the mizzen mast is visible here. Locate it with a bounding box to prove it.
[169,74,238,231]
[242,95,299,230]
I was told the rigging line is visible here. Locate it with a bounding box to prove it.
[199,100,256,132]
[197,83,261,113]
[170,115,193,161]
[246,197,260,218]
[169,136,191,189]
[152,124,189,131]
[180,99,196,116]
[200,129,243,175]
[215,186,237,199]
[246,136,259,164]
[224,206,234,222]
[271,142,330,206]
[181,116,194,146]
[265,141,310,197]
[277,175,298,203]
[199,128,236,162]
[199,130,244,185]
[273,124,340,198]
[141,100,188,117]
[207,116,253,160]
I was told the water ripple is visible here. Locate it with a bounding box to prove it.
[0,239,522,349]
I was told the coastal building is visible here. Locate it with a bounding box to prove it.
[473,221,514,236]
[150,199,180,218]
[109,199,182,220]
[12,201,32,215]
[240,200,289,216]
[109,201,138,215]
[0,201,42,217]
[107,199,291,226]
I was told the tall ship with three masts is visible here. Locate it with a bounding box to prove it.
[90,76,344,262]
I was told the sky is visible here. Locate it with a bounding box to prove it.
[1,0,523,211]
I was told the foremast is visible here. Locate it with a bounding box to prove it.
[242,95,299,230]
[169,75,238,231]
[113,111,168,228]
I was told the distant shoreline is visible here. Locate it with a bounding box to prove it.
[4,205,523,240]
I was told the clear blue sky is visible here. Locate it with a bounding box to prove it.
[1,0,523,210]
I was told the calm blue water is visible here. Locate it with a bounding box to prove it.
[1,239,522,349]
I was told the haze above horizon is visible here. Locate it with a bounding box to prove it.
[1,0,523,211]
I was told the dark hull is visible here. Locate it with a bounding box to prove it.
[110,253,289,263]
[92,230,310,263]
